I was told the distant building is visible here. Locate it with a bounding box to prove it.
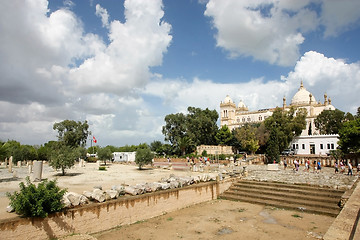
[196,145,234,155]
[112,152,136,162]
[220,81,338,155]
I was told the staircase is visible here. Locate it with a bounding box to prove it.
[220,180,345,217]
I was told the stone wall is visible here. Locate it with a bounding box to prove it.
[0,179,234,240]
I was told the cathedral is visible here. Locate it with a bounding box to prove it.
[220,82,339,155]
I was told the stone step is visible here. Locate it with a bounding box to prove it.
[220,193,340,217]
[224,189,340,210]
[221,180,344,217]
[236,180,344,195]
[228,186,341,205]
[232,183,344,199]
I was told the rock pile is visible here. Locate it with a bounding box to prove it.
[61,173,220,208]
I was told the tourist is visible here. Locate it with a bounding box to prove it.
[313,160,317,172]
[304,160,308,171]
[293,159,299,171]
[334,161,339,174]
[283,158,287,170]
[340,161,345,173]
[307,159,310,171]
[348,161,353,176]
[357,163,360,174]
[317,160,321,173]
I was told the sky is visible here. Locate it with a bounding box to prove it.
[1,0,360,147]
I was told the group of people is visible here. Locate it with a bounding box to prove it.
[283,158,359,175]
[334,160,359,175]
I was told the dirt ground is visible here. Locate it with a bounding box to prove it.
[92,199,334,240]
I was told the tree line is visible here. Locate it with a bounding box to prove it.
[1,106,359,173]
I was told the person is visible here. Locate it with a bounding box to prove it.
[348,161,353,176]
[313,160,317,172]
[357,163,360,174]
[317,160,321,173]
[283,158,287,170]
[307,160,310,171]
[304,160,308,171]
[340,161,345,173]
[293,159,299,171]
[334,161,339,174]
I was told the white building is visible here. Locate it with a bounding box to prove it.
[112,152,136,162]
[290,135,338,155]
[220,81,338,155]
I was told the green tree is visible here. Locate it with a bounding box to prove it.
[255,122,270,153]
[162,107,219,155]
[49,142,78,176]
[186,107,219,146]
[87,145,100,155]
[338,118,360,153]
[314,109,345,135]
[53,120,90,148]
[234,124,259,154]
[266,127,280,163]
[264,107,307,162]
[135,147,154,170]
[150,140,163,155]
[97,146,112,164]
[215,125,233,145]
[178,136,194,156]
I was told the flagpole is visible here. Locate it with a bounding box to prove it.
[92,136,94,155]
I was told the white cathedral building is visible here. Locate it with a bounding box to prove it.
[220,82,339,155]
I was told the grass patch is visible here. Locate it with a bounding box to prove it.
[98,166,106,171]
[238,208,246,212]
[291,214,303,218]
[134,220,147,224]
[167,217,174,221]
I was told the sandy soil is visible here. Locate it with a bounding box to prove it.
[92,199,334,240]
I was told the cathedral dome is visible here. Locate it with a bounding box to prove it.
[238,100,248,111]
[224,95,233,104]
[238,100,246,108]
[291,82,316,106]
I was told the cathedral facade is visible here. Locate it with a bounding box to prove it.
[220,82,339,155]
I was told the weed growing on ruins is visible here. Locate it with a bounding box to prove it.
[291,214,303,218]
[238,208,246,212]
[6,176,67,218]
[167,217,174,221]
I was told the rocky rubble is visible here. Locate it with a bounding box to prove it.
[61,173,221,208]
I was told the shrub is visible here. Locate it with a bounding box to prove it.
[6,177,67,218]
[98,166,106,171]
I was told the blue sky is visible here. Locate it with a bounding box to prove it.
[1,0,360,147]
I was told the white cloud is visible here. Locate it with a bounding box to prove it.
[95,4,110,28]
[0,0,172,146]
[283,51,360,113]
[204,0,360,66]
[70,0,172,95]
[321,0,360,37]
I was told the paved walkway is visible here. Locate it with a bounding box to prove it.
[242,164,358,190]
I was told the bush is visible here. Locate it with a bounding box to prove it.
[98,166,106,171]
[6,177,67,218]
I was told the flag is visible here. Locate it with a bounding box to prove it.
[93,136,97,144]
